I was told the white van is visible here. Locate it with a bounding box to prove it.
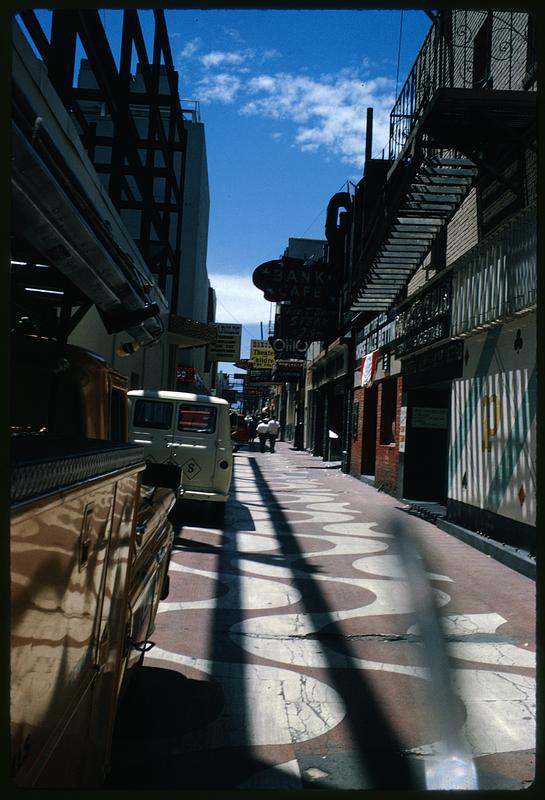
[128,390,233,508]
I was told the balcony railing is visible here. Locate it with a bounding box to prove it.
[389,10,534,160]
[450,206,536,336]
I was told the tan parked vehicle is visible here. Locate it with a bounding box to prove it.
[10,335,176,788]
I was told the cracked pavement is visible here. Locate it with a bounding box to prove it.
[107,441,536,791]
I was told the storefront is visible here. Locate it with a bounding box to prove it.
[306,338,350,463]
[350,314,403,495]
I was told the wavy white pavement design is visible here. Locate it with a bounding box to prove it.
[151,454,535,776]
[161,561,302,611]
[147,648,347,749]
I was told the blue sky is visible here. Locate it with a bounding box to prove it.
[161,8,432,364]
[22,8,432,370]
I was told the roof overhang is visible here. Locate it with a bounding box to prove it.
[11,21,168,348]
[166,314,218,348]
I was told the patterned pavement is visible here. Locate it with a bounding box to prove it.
[107,442,536,791]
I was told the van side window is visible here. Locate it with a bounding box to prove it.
[178,405,217,434]
[134,399,173,429]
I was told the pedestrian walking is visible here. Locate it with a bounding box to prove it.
[267,416,280,452]
[256,418,269,453]
[248,416,258,450]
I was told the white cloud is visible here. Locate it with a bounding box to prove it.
[200,50,248,69]
[194,73,243,104]
[178,37,202,59]
[176,39,395,167]
[241,71,395,167]
[209,273,273,324]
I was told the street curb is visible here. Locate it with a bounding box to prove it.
[335,461,536,582]
[436,518,536,581]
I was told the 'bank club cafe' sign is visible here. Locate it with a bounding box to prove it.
[207,323,241,361]
[250,339,276,368]
[276,303,337,343]
[252,257,336,304]
[360,350,379,388]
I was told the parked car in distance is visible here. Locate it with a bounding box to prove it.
[230,411,249,451]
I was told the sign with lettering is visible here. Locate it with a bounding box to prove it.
[248,368,274,384]
[207,323,241,361]
[271,359,305,383]
[250,339,276,368]
[398,406,407,452]
[252,257,336,304]
[271,337,309,359]
[411,407,448,429]
[276,303,337,342]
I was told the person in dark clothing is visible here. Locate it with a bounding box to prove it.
[248,416,258,449]
[256,418,269,453]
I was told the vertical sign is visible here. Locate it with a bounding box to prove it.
[398,406,407,452]
[250,339,275,368]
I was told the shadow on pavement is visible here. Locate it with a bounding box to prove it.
[105,452,424,790]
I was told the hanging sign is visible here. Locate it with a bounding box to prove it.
[360,350,379,388]
[207,323,241,361]
[252,257,336,304]
[250,339,276,368]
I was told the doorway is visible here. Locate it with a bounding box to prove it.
[361,384,378,478]
[403,387,450,503]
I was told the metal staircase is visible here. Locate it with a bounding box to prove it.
[350,154,477,313]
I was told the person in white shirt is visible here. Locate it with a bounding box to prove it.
[267,416,281,452]
[256,418,270,453]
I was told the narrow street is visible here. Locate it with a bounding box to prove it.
[107,442,536,791]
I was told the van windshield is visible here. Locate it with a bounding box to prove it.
[133,399,173,429]
[178,405,217,434]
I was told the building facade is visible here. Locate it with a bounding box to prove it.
[343,10,536,552]
[22,11,218,390]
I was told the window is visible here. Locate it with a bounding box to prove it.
[380,380,397,445]
[523,14,537,88]
[133,399,173,429]
[178,404,217,433]
[472,14,493,89]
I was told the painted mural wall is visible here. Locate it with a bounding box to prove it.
[449,311,536,527]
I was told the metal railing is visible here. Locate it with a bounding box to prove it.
[389,10,533,160]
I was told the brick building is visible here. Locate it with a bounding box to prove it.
[342,10,537,551]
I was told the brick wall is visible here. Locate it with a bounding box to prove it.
[375,377,403,496]
[446,189,479,267]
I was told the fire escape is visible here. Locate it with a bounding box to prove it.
[350,10,537,316]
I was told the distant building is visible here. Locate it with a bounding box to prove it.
[68,53,217,390]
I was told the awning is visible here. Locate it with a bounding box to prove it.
[166,314,218,348]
